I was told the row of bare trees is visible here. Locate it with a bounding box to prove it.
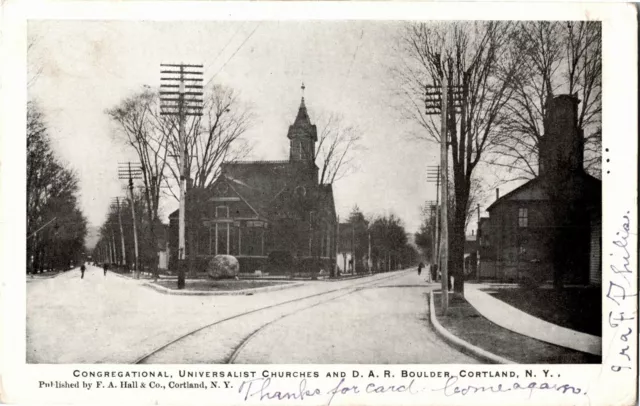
[396,21,601,293]
[27,102,88,273]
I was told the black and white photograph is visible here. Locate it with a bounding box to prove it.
[1,2,637,405]
[25,18,605,365]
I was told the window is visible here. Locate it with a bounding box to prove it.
[518,208,528,228]
[230,226,238,256]
[197,226,211,255]
[216,223,229,255]
[292,140,303,160]
[216,206,229,218]
[242,228,262,256]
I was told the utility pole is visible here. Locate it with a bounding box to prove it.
[352,222,356,275]
[335,216,340,277]
[111,227,118,265]
[368,231,372,274]
[427,166,440,268]
[118,162,142,278]
[424,199,437,265]
[160,63,203,289]
[439,82,450,313]
[111,197,127,266]
[425,80,463,314]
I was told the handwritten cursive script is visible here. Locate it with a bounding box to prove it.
[238,376,585,403]
[606,211,637,373]
[433,376,584,398]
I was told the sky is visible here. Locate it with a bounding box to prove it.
[27,20,512,238]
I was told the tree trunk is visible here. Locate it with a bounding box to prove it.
[451,174,470,294]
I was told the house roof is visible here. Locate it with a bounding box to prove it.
[486,171,601,212]
[486,177,541,212]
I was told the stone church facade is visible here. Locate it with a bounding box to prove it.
[169,94,337,275]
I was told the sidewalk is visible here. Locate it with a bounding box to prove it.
[465,283,601,355]
[430,290,599,364]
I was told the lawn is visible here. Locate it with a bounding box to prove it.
[489,287,601,336]
[153,279,291,292]
[433,293,600,364]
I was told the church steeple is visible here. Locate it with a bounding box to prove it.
[288,83,317,161]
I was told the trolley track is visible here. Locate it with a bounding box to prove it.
[134,270,411,364]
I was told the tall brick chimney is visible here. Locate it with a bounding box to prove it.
[539,94,584,177]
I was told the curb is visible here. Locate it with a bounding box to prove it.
[27,271,68,280]
[141,280,305,296]
[428,291,516,364]
[109,270,305,296]
[466,284,601,356]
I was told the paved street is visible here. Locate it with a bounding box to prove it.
[232,272,478,364]
[27,266,477,364]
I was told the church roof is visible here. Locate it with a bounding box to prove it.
[216,160,333,220]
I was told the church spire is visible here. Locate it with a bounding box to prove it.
[288,83,317,161]
[293,82,311,128]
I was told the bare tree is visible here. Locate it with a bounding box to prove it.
[396,21,521,293]
[489,21,602,182]
[106,88,170,280]
[163,84,253,196]
[27,33,44,89]
[313,113,362,185]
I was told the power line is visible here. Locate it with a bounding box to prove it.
[202,22,247,79]
[205,22,262,88]
[333,28,365,111]
[343,29,365,89]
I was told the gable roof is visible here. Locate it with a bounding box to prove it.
[486,178,542,212]
[486,171,602,212]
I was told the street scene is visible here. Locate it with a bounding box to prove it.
[27,20,602,364]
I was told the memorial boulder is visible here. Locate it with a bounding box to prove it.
[207,255,240,279]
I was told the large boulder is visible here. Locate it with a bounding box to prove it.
[207,255,240,279]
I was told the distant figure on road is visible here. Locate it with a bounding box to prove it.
[432,263,438,283]
[417,262,424,276]
[80,263,86,279]
[103,263,109,277]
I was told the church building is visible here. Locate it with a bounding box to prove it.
[169,87,337,275]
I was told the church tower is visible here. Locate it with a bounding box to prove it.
[288,83,317,162]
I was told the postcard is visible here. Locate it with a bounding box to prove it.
[0,1,637,405]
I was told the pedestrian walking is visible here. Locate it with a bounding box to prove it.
[103,263,109,277]
[417,262,424,276]
[432,263,438,282]
[80,263,86,279]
